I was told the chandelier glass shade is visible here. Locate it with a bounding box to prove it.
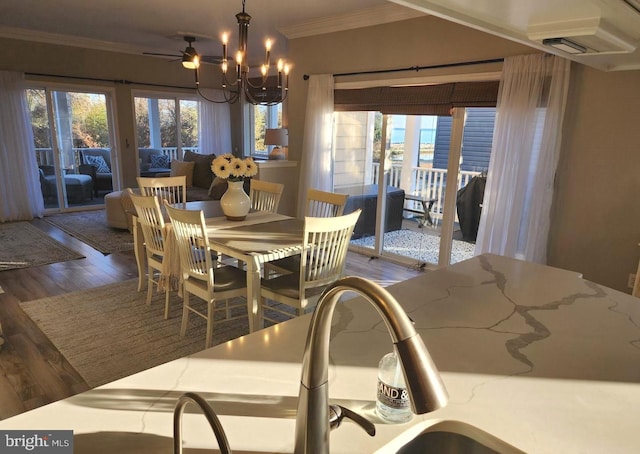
[185,0,290,105]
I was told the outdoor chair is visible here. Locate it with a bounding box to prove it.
[164,202,248,349]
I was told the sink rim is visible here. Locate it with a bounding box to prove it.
[374,419,526,454]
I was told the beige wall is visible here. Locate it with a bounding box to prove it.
[549,64,640,292]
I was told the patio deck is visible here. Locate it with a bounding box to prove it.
[349,213,476,267]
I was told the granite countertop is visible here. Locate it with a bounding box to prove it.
[2,253,640,453]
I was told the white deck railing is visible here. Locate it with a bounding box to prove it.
[371,162,481,224]
[35,147,201,167]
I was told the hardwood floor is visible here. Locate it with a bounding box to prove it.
[0,218,422,420]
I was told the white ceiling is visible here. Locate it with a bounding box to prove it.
[391,0,640,71]
[1,0,639,71]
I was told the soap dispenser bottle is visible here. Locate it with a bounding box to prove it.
[376,349,412,423]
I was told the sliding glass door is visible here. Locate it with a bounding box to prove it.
[334,107,495,267]
[27,86,116,211]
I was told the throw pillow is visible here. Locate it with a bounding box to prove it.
[170,160,195,187]
[85,155,110,173]
[150,154,170,169]
[184,150,216,189]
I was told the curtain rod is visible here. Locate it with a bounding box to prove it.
[303,58,504,80]
[24,72,194,90]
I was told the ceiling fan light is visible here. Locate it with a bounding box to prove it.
[182,46,200,69]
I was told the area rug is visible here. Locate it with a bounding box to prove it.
[19,279,291,388]
[350,229,476,264]
[43,210,134,255]
[0,221,85,271]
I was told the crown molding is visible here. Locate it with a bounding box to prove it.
[278,3,427,39]
[0,26,144,55]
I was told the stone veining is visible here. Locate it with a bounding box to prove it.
[478,255,608,373]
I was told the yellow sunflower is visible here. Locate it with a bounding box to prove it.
[245,158,258,177]
[211,155,232,179]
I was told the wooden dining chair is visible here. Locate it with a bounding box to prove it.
[249,179,284,213]
[306,188,349,217]
[265,188,350,277]
[260,209,361,321]
[137,175,187,206]
[128,192,173,318]
[164,201,248,348]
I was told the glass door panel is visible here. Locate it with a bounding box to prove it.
[381,114,446,265]
[27,88,114,210]
[332,111,377,252]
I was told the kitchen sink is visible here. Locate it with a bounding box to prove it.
[378,420,525,454]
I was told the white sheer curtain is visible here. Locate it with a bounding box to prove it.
[297,74,334,217]
[475,54,570,263]
[0,71,44,222]
[197,89,232,155]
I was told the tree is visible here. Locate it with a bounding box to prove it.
[26,89,51,149]
[135,97,150,147]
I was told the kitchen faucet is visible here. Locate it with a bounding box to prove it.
[294,276,448,454]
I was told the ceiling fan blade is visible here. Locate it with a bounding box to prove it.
[143,52,182,58]
[200,55,227,64]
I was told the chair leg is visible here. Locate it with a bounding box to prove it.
[205,300,214,348]
[180,292,190,337]
[146,265,154,305]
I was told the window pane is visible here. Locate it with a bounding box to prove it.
[68,92,110,148]
[252,103,283,157]
[254,105,267,154]
[180,100,198,152]
[134,97,150,148]
[158,99,177,148]
[26,88,54,169]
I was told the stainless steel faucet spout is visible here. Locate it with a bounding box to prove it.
[174,392,232,454]
[294,276,448,454]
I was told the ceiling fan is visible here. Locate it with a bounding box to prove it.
[143,36,228,65]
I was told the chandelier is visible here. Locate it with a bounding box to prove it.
[183,0,290,105]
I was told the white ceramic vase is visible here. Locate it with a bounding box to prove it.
[220,180,250,221]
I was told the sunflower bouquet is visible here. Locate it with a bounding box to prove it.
[211,154,258,182]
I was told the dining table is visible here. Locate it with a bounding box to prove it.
[133,200,305,333]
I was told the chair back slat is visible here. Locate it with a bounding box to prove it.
[250,179,284,213]
[138,176,187,206]
[129,192,166,257]
[301,209,361,290]
[164,202,214,287]
[306,189,348,217]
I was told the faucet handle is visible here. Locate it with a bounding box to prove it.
[329,405,376,437]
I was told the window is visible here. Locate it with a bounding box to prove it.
[251,103,282,158]
[134,93,199,162]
